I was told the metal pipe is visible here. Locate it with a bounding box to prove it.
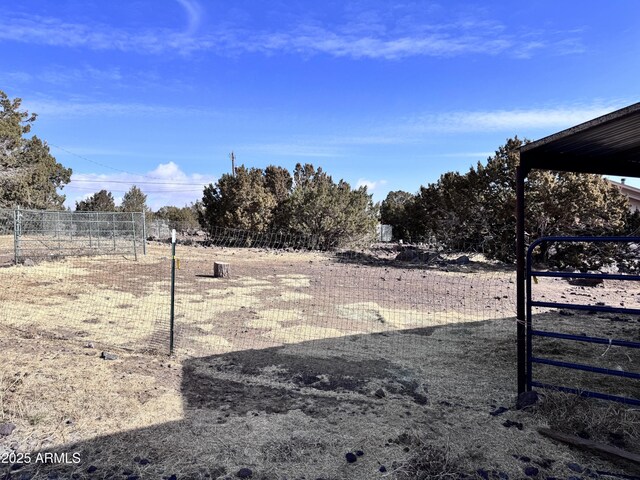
[13,208,19,264]
[142,211,147,255]
[170,229,176,355]
[131,212,138,261]
[529,301,640,316]
[530,381,640,406]
[531,357,640,380]
[526,229,533,391]
[531,329,640,349]
[516,164,527,394]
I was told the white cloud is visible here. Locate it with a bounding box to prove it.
[439,151,494,158]
[0,13,206,55]
[176,0,204,35]
[0,8,584,60]
[3,71,33,83]
[23,98,207,118]
[36,66,124,85]
[292,103,630,149]
[405,103,627,133]
[251,25,516,59]
[356,178,387,192]
[63,162,215,210]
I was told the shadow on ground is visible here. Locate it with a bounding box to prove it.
[3,318,635,480]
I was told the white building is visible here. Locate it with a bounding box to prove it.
[608,178,640,211]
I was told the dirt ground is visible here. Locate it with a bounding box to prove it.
[0,242,639,479]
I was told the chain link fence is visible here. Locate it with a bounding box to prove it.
[0,208,145,264]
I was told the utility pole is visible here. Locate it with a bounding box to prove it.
[230,151,236,177]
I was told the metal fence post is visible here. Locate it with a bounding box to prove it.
[112,213,116,251]
[56,211,61,252]
[516,164,527,395]
[131,212,138,261]
[170,229,176,355]
[142,211,147,255]
[13,208,20,264]
[96,213,100,250]
[89,213,93,249]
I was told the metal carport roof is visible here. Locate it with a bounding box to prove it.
[520,102,640,176]
[516,102,640,397]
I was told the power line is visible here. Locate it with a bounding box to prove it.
[69,179,210,186]
[50,143,216,187]
[49,143,174,181]
[63,186,204,194]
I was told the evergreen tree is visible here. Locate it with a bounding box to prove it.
[409,137,630,263]
[284,163,377,247]
[75,190,116,212]
[201,165,276,232]
[0,90,72,209]
[120,185,148,213]
[154,204,201,229]
[264,165,293,230]
[380,190,416,241]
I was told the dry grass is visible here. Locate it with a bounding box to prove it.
[533,391,640,455]
[0,243,517,356]
[1,317,638,479]
[391,433,461,480]
[0,243,639,479]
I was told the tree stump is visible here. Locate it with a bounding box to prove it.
[213,261,230,278]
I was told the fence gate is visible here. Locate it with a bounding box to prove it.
[526,236,640,405]
[0,208,147,263]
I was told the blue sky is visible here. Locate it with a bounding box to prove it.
[1,1,639,210]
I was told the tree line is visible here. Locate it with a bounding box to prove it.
[2,89,637,261]
[200,163,377,247]
[380,137,639,263]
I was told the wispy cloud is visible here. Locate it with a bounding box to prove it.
[176,0,204,35]
[245,24,517,59]
[407,103,625,133]
[23,98,209,118]
[0,6,584,60]
[240,142,343,158]
[35,97,627,145]
[0,12,206,55]
[439,151,495,158]
[298,103,630,148]
[37,66,124,85]
[289,103,628,149]
[65,162,215,210]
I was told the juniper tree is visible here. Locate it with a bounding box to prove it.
[0,90,71,209]
[75,190,116,212]
[201,165,276,232]
[120,185,148,213]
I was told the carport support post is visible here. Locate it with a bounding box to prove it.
[169,229,176,355]
[516,164,527,395]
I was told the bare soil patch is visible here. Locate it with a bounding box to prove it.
[0,243,638,479]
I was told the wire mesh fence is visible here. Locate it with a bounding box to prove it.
[0,208,145,264]
[1,226,517,355]
[1,225,638,407]
[0,209,14,266]
[170,236,517,357]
